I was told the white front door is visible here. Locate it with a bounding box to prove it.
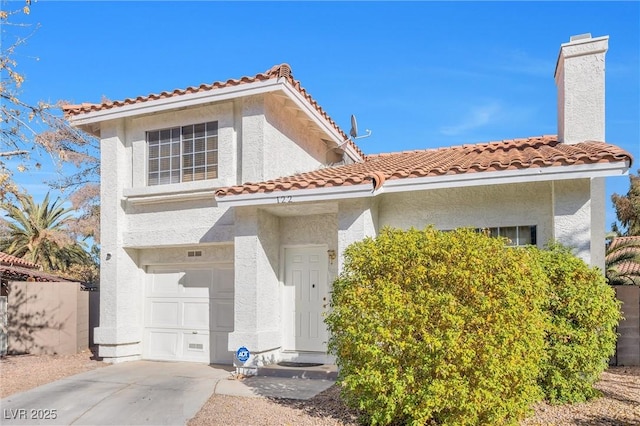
[143,265,234,363]
[283,247,328,352]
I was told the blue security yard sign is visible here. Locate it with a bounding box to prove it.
[236,346,250,363]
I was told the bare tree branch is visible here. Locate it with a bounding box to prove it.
[0,150,28,157]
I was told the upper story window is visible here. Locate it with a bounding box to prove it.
[147,121,218,186]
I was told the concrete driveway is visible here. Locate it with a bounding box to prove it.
[0,360,335,425]
[0,361,231,425]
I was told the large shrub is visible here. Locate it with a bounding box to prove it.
[534,243,621,404]
[326,227,548,426]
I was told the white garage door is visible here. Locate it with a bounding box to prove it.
[143,265,234,364]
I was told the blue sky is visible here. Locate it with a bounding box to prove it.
[5,1,640,229]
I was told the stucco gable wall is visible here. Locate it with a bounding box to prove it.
[263,94,328,180]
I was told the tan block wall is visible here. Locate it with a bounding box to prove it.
[614,285,640,366]
[7,281,89,355]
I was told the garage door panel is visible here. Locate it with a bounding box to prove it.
[181,332,209,363]
[147,300,179,328]
[211,332,233,364]
[212,300,234,331]
[213,268,234,298]
[146,330,179,360]
[183,270,213,297]
[149,271,184,296]
[183,301,209,329]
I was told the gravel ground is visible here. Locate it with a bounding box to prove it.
[1,351,638,425]
[190,367,640,426]
[0,349,106,399]
[522,367,640,426]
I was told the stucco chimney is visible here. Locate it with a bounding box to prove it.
[554,33,608,144]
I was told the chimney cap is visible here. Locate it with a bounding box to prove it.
[555,34,608,79]
[570,33,592,42]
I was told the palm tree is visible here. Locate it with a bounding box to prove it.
[605,235,640,286]
[0,192,92,273]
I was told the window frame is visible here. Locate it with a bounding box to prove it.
[476,225,537,247]
[146,121,219,186]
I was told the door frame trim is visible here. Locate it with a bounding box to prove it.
[280,244,329,352]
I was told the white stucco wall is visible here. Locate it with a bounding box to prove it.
[264,94,328,177]
[123,198,234,248]
[552,179,593,264]
[94,120,145,362]
[337,199,378,271]
[590,177,606,271]
[238,94,328,184]
[239,96,266,184]
[228,208,281,356]
[378,182,554,246]
[377,180,598,266]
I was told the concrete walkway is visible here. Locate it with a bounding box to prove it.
[0,361,335,425]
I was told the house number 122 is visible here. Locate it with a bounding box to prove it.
[276,196,292,203]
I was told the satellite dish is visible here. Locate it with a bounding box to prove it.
[350,115,358,139]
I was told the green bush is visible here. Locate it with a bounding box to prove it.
[326,227,548,426]
[534,243,621,404]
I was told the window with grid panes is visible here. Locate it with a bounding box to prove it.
[476,225,537,246]
[147,121,218,186]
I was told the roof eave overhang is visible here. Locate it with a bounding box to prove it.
[215,160,630,208]
[216,183,374,208]
[381,160,630,194]
[67,77,362,163]
[280,84,363,163]
[68,79,287,127]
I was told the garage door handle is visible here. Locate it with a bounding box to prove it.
[192,331,198,334]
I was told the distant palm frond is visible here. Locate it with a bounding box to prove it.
[0,192,92,273]
[605,236,640,286]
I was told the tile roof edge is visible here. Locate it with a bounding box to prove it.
[215,138,632,198]
[0,252,40,269]
[62,64,365,161]
[0,264,75,282]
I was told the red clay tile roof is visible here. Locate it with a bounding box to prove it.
[62,64,365,160]
[216,136,632,197]
[0,252,39,269]
[607,236,640,277]
[0,252,77,283]
[0,264,73,283]
[0,252,74,282]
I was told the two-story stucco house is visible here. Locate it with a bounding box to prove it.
[64,34,632,367]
